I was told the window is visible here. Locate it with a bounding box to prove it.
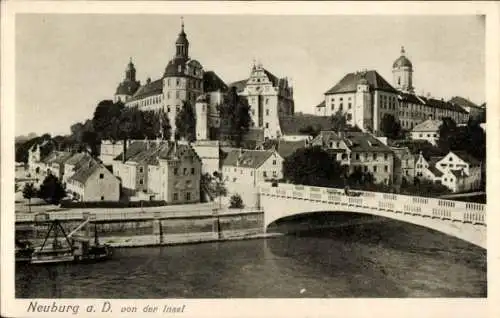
[167,79,171,87]
[167,92,171,99]
[186,192,191,201]
[384,154,388,160]
[265,98,269,105]
[176,79,180,86]
[240,169,243,175]
[355,154,360,160]
[331,104,335,111]
[266,109,269,115]
[183,168,187,175]
[167,106,171,113]
[139,167,143,173]
[272,160,277,165]
[99,173,104,179]
[348,103,352,109]
[101,196,104,201]
[339,104,343,111]
[364,166,368,172]
[384,165,388,172]
[139,179,143,185]
[373,166,378,172]
[191,168,195,175]
[176,91,180,99]
[173,193,178,201]
[176,105,180,112]
[273,171,277,177]
[263,171,267,177]
[419,134,423,137]
[174,168,178,175]
[449,157,453,161]
[406,170,409,176]
[265,123,269,128]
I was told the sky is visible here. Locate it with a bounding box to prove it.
[15,14,485,137]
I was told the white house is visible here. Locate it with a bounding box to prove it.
[414,150,482,193]
[66,161,120,202]
[411,118,441,146]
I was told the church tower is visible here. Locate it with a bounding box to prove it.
[114,58,140,103]
[392,46,414,93]
[175,17,189,59]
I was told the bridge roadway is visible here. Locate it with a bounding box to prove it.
[259,184,486,249]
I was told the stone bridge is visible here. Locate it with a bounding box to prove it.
[259,184,486,249]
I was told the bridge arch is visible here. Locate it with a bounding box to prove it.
[259,184,486,249]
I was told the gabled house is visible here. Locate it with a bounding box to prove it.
[63,152,95,185]
[411,118,441,146]
[222,149,284,186]
[414,150,482,192]
[66,161,120,202]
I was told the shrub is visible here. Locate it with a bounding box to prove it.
[229,194,244,209]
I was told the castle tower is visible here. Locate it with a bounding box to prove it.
[175,17,189,59]
[354,76,373,131]
[392,46,414,93]
[114,58,140,103]
[195,94,209,140]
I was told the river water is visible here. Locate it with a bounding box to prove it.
[16,213,486,298]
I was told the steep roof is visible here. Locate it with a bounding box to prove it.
[203,71,228,92]
[315,131,393,153]
[325,70,397,95]
[398,92,423,105]
[42,151,72,165]
[113,141,149,161]
[223,149,275,169]
[128,78,163,102]
[450,169,466,178]
[451,151,481,166]
[52,152,73,165]
[262,68,279,87]
[68,161,104,184]
[315,100,326,108]
[276,140,307,159]
[428,165,443,177]
[420,97,468,114]
[279,114,332,135]
[412,119,441,132]
[65,152,91,166]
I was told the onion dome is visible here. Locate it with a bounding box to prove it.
[116,80,140,95]
[164,57,187,77]
[393,46,413,69]
[176,18,189,46]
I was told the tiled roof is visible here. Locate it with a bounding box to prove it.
[228,79,248,93]
[279,114,332,135]
[223,149,275,169]
[412,119,441,132]
[65,152,91,166]
[398,92,423,105]
[421,97,468,114]
[315,131,393,153]
[275,140,307,159]
[128,142,167,164]
[451,151,481,166]
[68,161,101,184]
[52,152,73,165]
[428,165,443,178]
[128,78,163,102]
[113,141,149,161]
[449,96,481,111]
[203,71,228,92]
[325,70,397,95]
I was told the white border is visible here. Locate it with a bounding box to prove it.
[2,2,499,318]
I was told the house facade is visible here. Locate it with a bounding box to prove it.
[411,118,441,146]
[66,162,120,202]
[311,131,394,185]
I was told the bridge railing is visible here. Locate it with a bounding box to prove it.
[259,184,486,226]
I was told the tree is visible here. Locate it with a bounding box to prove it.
[22,183,37,213]
[38,174,66,205]
[218,87,251,147]
[437,117,457,153]
[175,101,197,142]
[283,146,346,187]
[330,109,348,133]
[380,114,402,140]
[92,100,125,141]
[229,194,244,209]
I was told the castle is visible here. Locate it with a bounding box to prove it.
[113,19,294,141]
